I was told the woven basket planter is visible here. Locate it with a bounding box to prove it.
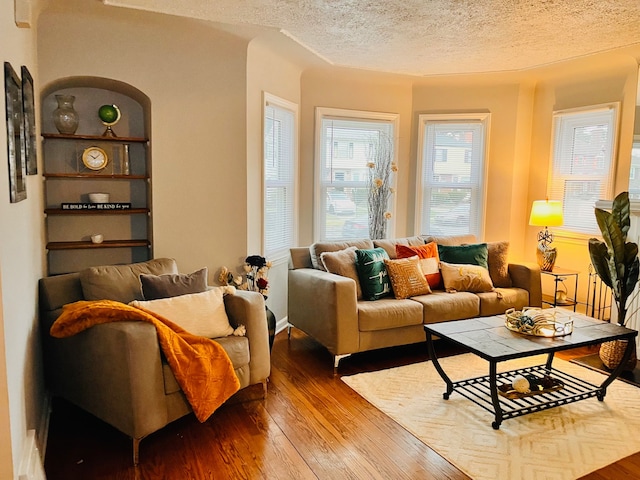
[599,339,638,371]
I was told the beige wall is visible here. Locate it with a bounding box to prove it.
[0,0,47,477]
[38,0,251,280]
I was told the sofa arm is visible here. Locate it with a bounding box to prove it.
[44,321,169,440]
[508,263,542,307]
[224,290,270,385]
[288,268,359,356]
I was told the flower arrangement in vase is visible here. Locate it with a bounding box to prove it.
[219,255,271,299]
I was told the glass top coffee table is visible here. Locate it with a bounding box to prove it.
[424,309,637,429]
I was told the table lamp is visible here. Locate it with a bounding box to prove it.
[529,199,564,271]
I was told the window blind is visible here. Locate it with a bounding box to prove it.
[264,98,296,257]
[549,105,618,234]
[417,115,488,237]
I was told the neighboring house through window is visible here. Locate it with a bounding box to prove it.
[263,93,297,258]
[416,113,490,238]
[315,107,398,241]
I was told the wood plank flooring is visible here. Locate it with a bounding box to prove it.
[44,330,640,479]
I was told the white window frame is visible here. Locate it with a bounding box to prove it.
[415,113,491,238]
[314,107,399,241]
[263,92,298,260]
[549,103,619,237]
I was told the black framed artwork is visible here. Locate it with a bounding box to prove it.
[4,62,27,203]
[21,65,36,175]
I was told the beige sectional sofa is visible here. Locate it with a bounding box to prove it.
[288,235,542,370]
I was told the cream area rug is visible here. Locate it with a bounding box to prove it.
[341,354,640,480]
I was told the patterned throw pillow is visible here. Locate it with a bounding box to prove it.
[437,243,489,269]
[384,256,432,299]
[396,242,442,289]
[355,247,393,301]
[440,261,494,293]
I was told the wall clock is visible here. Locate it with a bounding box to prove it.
[82,146,108,171]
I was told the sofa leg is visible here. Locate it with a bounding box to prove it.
[133,437,141,466]
[287,323,293,338]
[262,379,268,398]
[333,354,350,375]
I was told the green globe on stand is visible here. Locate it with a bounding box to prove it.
[98,104,121,137]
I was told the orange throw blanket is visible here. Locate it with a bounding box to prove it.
[50,299,240,422]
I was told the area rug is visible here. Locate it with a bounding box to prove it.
[341,354,640,480]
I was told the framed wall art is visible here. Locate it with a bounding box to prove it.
[4,61,27,203]
[21,65,36,175]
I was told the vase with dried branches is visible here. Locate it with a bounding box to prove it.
[367,133,397,240]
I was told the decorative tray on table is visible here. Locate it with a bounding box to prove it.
[504,307,573,337]
[498,375,564,399]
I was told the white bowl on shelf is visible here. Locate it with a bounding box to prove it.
[88,193,110,203]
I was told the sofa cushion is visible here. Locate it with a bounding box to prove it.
[437,243,489,269]
[384,256,432,299]
[130,288,234,338]
[140,267,208,300]
[440,261,494,293]
[411,291,480,323]
[310,239,374,270]
[395,242,441,289]
[355,247,393,301]
[487,241,512,288]
[358,297,424,332]
[373,236,426,259]
[320,246,363,300]
[80,258,178,303]
[477,288,529,316]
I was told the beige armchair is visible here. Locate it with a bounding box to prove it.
[38,259,270,465]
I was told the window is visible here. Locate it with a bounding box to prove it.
[315,108,398,241]
[416,113,490,237]
[549,104,619,234]
[264,94,297,258]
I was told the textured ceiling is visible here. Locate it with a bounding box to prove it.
[103,0,640,76]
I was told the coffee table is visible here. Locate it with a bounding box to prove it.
[424,309,638,429]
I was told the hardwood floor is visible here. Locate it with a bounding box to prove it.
[44,330,640,479]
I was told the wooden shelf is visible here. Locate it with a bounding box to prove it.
[45,208,149,216]
[46,240,150,250]
[43,173,148,180]
[42,133,148,143]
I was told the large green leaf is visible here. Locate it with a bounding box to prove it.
[588,239,613,289]
[594,207,626,268]
[612,191,631,239]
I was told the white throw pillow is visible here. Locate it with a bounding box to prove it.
[130,287,234,338]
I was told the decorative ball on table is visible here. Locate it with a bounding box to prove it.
[511,374,530,393]
[98,104,121,137]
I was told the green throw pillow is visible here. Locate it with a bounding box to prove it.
[355,248,393,301]
[437,243,489,269]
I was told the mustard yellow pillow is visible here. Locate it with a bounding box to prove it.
[440,261,494,293]
[384,256,432,299]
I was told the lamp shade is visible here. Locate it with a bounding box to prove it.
[529,200,564,227]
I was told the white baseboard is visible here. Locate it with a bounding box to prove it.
[18,430,46,480]
[275,316,289,334]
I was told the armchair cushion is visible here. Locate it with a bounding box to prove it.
[140,267,208,300]
[130,287,235,338]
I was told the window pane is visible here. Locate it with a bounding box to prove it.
[316,110,397,241]
[417,115,488,237]
[549,105,617,234]
[630,138,640,200]
[264,98,296,256]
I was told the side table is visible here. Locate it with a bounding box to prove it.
[541,267,579,311]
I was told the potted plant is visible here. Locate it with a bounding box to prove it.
[588,191,640,370]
